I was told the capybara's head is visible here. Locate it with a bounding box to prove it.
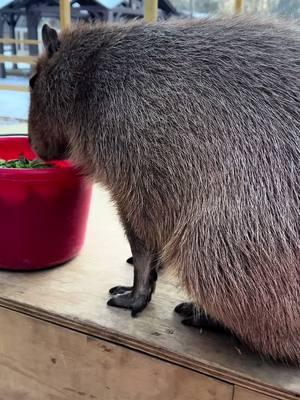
[28,24,69,161]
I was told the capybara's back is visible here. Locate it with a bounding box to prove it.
[29,17,300,363]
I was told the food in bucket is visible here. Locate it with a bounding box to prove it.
[0,154,53,169]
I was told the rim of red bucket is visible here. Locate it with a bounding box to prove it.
[0,134,80,181]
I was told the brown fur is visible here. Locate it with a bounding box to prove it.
[29,17,300,363]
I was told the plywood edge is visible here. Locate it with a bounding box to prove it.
[0,298,298,400]
[234,386,279,400]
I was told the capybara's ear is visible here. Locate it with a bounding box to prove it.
[42,24,60,57]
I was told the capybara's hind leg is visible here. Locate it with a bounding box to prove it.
[175,302,230,334]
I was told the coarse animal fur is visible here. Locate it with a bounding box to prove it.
[29,17,300,364]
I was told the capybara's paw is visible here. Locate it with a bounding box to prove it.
[181,315,208,328]
[109,285,133,295]
[126,257,134,265]
[174,302,196,317]
[107,291,151,317]
[177,310,230,334]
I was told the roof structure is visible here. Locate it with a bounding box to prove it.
[96,0,121,9]
[0,0,12,7]
[0,0,177,15]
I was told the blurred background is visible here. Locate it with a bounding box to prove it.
[178,0,300,18]
[0,0,299,130]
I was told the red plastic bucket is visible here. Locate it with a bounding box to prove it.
[0,135,92,270]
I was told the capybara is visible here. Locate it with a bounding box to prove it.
[29,17,300,363]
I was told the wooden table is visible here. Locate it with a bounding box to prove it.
[0,188,299,400]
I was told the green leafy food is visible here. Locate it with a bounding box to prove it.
[0,154,53,169]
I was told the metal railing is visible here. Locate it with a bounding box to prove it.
[0,0,71,92]
[0,38,39,92]
[0,38,39,66]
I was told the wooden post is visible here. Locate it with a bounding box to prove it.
[234,0,244,14]
[60,0,71,29]
[189,0,194,18]
[26,8,39,56]
[9,16,17,70]
[144,0,158,22]
[0,18,6,79]
[26,8,39,75]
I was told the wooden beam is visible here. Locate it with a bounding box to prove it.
[234,0,244,13]
[0,84,28,92]
[60,0,71,29]
[38,5,81,19]
[113,6,144,16]
[144,0,158,22]
[0,55,36,64]
[0,38,40,45]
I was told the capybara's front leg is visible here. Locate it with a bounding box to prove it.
[108,227,156,317]
[127,255,163,271]
[109,260,158,296]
